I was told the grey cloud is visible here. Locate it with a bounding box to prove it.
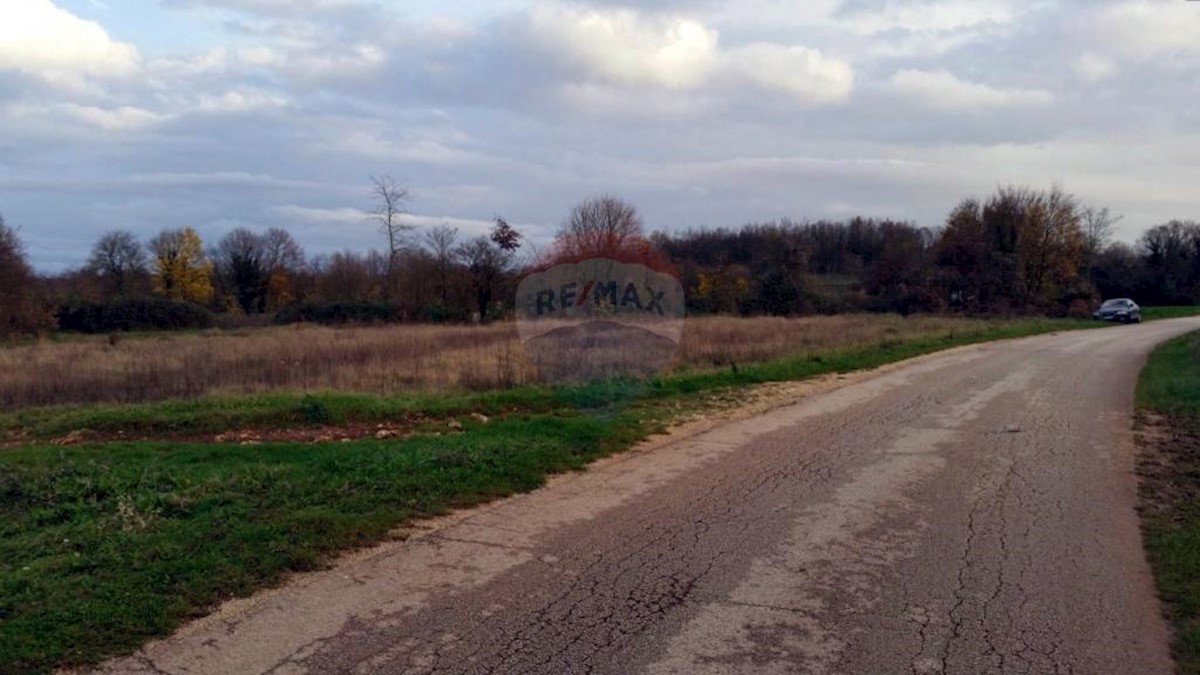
[4,0,1198,272]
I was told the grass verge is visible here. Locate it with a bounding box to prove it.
[0,316,1097,673]
[1137,330,1200,674]
[1143,306,1200,322]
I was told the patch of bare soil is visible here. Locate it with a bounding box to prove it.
[24,414,487,448]
[1135,411,1200,524]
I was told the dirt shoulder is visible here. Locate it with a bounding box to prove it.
[1136,410,1200,674]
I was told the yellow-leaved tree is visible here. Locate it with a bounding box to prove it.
[149,227,213,303]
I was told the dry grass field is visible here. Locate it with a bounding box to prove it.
[0,315,1029,410]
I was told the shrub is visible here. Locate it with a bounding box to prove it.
[297,394,339,425]
[274,301,400,326]
[417,304,472,324]
[1066,299,1093,319]
[56,297,215,333]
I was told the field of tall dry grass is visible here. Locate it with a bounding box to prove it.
[0,315,1014,409]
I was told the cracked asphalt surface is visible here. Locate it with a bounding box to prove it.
[92,319,1200,675]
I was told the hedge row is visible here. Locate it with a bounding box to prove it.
[56,297,215,333]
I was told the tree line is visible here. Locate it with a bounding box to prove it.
[658,186,1128,317]
[0,184,1196,337]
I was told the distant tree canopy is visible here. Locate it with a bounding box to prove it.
[657,218,941,316]
[211,227,305,314]
[936,186,1088,312]
[1109,219,1200,306]
[658,185,1142,317]
[18,185,1200,336]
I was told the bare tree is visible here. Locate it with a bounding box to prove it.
[424,224,459,306]
[555,195,644,259]
[1081,206,1122,259]
[87,230,147,296]
[314,250,381,302]
[370,176,412,292]
[261,227,305,273]
[260,227,306,310]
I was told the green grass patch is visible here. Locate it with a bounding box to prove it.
[1137,331,1200,674]
[1143,306,1200,322]
[0,413,643,674]
[1138,333,1200,414]
[1,316,1095,673]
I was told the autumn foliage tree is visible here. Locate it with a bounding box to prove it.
[1012,187,1086,305]
[149,227,213,304]
[937,186,1087,311]
[260,227,305,310]
[692,265,752,314]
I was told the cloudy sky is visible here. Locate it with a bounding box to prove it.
[1,0,1197,271]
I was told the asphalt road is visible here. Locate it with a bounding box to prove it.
[97,318,1200,675]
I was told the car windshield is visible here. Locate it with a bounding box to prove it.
[1101,300,1129,309]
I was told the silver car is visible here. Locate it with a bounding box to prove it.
[1094,298,1142,324]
